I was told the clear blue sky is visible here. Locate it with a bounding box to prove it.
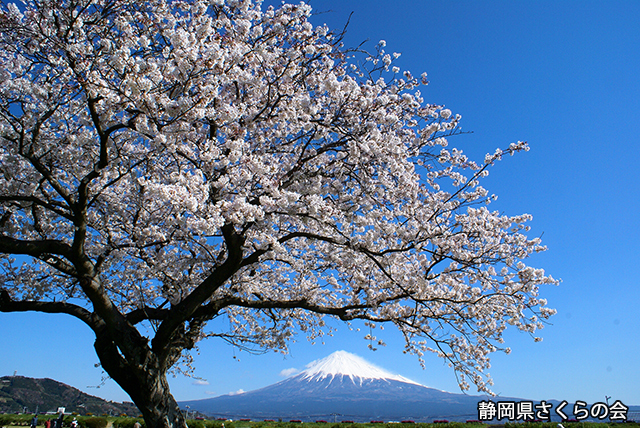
[2,0,640,410]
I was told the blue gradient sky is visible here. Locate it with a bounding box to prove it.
[2,0,640,410]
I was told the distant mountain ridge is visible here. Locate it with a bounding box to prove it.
[4,360,639,423]
[180,351,640,423]
[181,351,498,422]
[0,376,139,416]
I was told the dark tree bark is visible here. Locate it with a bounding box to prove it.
[94,332,187,428]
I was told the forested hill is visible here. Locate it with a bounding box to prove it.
[0,376,139,416]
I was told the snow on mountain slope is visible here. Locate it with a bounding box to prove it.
[179,350,522,421]
[297,350,422,386]
[179,350,489,421]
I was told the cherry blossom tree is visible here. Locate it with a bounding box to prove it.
[0,0,557,427]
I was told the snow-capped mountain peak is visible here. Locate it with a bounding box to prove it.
[298,350,421,385]
[180,350,493,422]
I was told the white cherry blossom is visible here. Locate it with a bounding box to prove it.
[0,1,557,427]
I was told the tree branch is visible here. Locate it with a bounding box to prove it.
[0,235,73,258]
[198,295,369,322]
[151,223,245,358]
[240,230,346,269]
[0,195,74,220]
[126,307,170,325]
[0,288,100,330]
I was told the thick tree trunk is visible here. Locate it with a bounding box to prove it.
[94,333,188,428]
[127,375,187,428]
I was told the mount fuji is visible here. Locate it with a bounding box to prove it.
[180,351,503,422]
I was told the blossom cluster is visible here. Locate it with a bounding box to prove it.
[0,0,557,393]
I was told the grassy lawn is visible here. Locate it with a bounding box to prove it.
[2,418,638,428]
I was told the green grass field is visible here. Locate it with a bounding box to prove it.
[1,414,638,428]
